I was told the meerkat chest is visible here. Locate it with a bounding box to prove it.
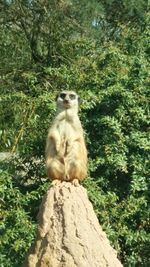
[58,120,75,140]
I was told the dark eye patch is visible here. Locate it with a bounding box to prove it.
[69,94,76,100]
[59,93,66,99]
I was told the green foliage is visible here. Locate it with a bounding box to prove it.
[0,2,150,266]
[0,162,50,267]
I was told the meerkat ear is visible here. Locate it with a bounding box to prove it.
[55,93,59,101]
[78,96,81,105]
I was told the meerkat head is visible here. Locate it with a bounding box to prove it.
[56,90,80,112]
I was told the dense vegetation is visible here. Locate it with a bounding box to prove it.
[0,0,149,266]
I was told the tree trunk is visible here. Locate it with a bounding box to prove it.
[23,182,123,267]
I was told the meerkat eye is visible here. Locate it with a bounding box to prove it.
[69,94,76,100]
[59,93,66,99]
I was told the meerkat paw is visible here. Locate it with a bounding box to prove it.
[55,144,60,153]
[72,178,79,186]
[55,139,62,153]
[51,179,61,186]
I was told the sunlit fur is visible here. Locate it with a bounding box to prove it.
[45,90,87,183]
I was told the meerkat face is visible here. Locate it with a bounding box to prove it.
[56,91,80,110]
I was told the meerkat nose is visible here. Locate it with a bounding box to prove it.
[64,99,69,104]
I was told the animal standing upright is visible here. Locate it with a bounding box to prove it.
[45,91,87,185]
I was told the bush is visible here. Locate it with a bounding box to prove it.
[0,10,149,267]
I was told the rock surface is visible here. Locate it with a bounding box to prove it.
[23,182,123,267]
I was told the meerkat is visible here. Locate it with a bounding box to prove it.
[45,90,87,186]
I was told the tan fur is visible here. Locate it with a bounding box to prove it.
[45,91,87,183]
